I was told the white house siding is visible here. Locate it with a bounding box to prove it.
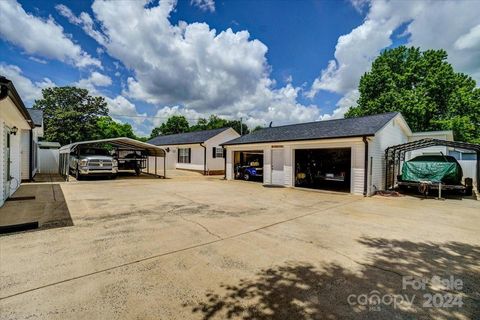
[406,131,453,159]
[369,115,411,193]
[226,137,368,195]
[161,128,239,173]
[0,96,32,205]
[204,128,239,172]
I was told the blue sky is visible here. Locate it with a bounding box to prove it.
[1,0,479,136]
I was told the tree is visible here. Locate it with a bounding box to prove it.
[94,116,137,140]
[252,125,264,132]
[33,87,108,145]
[190,115,249,135]
[345,46,480,143]
[149,115,189,138]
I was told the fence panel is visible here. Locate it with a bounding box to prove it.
[38,148,60,174]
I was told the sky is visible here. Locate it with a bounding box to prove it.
[1,0,479,137]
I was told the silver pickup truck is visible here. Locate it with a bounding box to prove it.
[69,147,118,180]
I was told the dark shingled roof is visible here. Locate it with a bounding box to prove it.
[147,127,232,146]
[27,108,43,126]
[223,112,399,146]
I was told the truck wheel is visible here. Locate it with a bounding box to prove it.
[244,173,250,181]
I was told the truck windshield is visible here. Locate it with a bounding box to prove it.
[81,148,110,156]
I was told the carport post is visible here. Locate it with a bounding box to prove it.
[163,155,166,178]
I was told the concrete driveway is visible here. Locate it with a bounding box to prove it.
[1,177,479,319]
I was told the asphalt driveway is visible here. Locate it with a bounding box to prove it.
[1,175,479,319]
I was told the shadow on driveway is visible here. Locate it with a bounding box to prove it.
[187,238,480,319]
[0,181,73,235]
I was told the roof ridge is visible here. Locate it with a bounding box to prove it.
[151,126,230,138]
[258,112,398,131]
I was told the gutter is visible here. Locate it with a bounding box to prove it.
[200,142,207,175]
[363,136,369,196]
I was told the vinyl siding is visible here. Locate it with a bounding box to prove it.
[369,115,410,193]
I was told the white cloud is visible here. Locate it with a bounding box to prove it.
[56,0,322,129]
[0,64,55,103]
[0,0,101,68]
[309,0,480,119]
[191,0,215,12]
[55,4,107,46]
[74,71,112,93]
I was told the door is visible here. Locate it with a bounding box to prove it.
[271,148,284,185]
[3,130,11,200]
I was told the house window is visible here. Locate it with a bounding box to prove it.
[214,147,224,158]
[178,148,191,163]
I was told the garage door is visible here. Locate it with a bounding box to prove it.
[294,148,351,192]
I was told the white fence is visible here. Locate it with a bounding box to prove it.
[458,160,477,186]
[38,148,60,174]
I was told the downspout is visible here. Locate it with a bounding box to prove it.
[223,147,227,180]
[29,130,33,181]
[200,142,207,175]
[363,136,369,196]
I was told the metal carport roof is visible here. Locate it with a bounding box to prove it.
[59,137,166,157]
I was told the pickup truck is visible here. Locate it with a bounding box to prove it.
[69,147,118,180]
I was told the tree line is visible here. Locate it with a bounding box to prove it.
[32,46,479,146]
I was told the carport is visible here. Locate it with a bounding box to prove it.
[59,137,167,181]
[385,138,480,192]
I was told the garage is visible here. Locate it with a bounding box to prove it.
[294,148,351,192]
[223,113,413,195]
[233,150,263,182]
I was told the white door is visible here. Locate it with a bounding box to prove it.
[271,148,284,185]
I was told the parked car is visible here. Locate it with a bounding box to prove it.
[69,147,118,180]
[235,160,263,181]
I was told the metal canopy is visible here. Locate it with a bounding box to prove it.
[59,137,167,181]
[59,137,166,157]
[385,138,480,192]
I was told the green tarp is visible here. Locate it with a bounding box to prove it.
[401,160,463,184]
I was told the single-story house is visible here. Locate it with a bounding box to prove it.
[148,127,240,174]
[222,112,412,196]
[0,77,35,206]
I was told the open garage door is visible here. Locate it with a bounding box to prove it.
[295,148,351,192]
[234,151,263,182]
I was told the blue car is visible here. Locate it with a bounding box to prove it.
[235,165,263,181]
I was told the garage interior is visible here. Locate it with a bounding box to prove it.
[294,148,351,192]
[233,151,264,182]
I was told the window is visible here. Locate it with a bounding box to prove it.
[213,147,224,158]
[178,148,191,163]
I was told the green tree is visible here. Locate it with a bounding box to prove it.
[94,116,137,140]
[251,125,264,132]
[149,115,190,138]
[345,46,480,143]
[33,87,108,145]
[190,115,249,135]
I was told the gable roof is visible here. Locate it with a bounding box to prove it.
[147,127,232,146]
[223,112,399,146]
[27,108,43,126]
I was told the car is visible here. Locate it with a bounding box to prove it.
[235,161,263,181]
[69,147,118,180]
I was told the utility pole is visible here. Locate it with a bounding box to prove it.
[240,117,243,135]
